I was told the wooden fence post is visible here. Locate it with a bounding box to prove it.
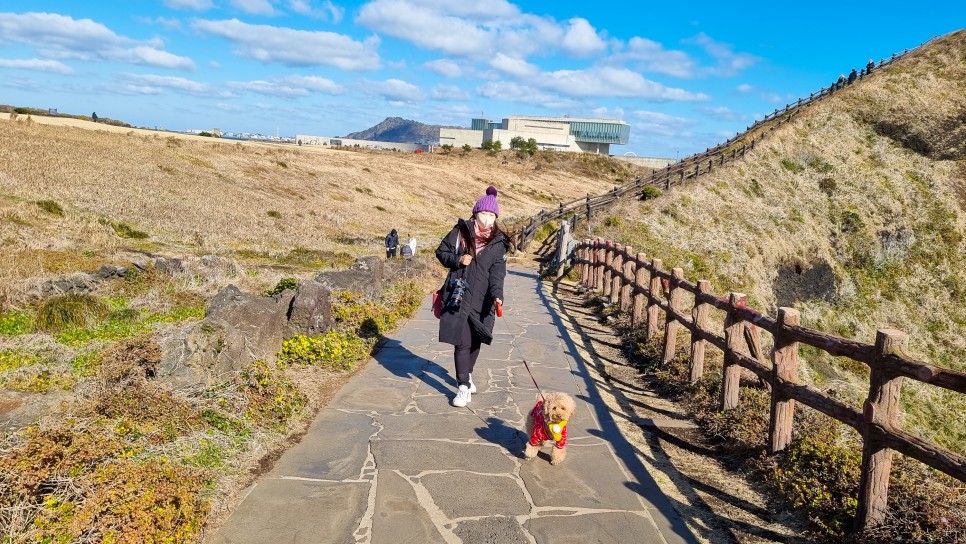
[662,268,685,366]
[603,241,615,298]
[689,279,711,383]
[585,194,592,221]
[578,242,588,287]
[632,253,647,327]
[721,293,747,411]
[645,258,663,338]
[855,329,908,533]
[769,308,800,454]
[594,239,605,292]
[610,245,624,305]
[620,246,634,311]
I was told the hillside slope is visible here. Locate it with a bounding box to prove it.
[583,29,966,451]
[344,116,444,144]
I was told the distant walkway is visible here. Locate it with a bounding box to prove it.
[208,268,695,544]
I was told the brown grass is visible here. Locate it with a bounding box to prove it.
[583,29,966,454]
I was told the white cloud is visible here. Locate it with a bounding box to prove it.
[288,0,345,22]
[364,78,425,101]
[229,0,278,16]
[476,80,579,110]
[697,106,741,122]
[0,12,195,70]
[538,66,709,101]
[617,37,697,78]
[357,1,492,57]
[489,53,539,78]
[229,75,344,97]
[165,0,214,10]
[424,59,462,78]
[120,73,213,94]
[431,84,469,101]
[561,18,606,57]
[736,83,753,93]
[193,18,380,70]
[629,109,697,139]
[684,32,757,76]
[356,0,589,60]
[0,58,73,74]
[149,16,184,31]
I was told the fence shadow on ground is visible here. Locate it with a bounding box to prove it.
[523,269,812,543]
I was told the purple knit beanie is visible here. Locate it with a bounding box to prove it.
[472,186,500,217]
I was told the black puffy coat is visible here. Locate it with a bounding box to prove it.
[385,230,398,249]
[436,219,508,345]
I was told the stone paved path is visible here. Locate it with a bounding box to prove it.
[209,268,696,544]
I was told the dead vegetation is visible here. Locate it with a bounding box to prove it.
[575,28,966,543]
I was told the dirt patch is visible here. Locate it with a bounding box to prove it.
[772,259,837,308]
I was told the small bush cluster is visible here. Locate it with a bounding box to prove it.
[35,293,109,333]
[264,277,298,296]
[278,332,373,370]
[35,199,65,217]
[240,359,307,429]
[0,309,31,335]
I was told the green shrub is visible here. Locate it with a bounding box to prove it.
[0,310,31,335]
[604,216,622,228]
[819,177,837,196]
[640,186,662,200]
[265,277,298,296]
[277,331,373,370]
[461,144,472,155]
[266,210,282,219]
[780,158,805,173]
[35,293,109,332]
[36,200,65,217]
[112,222,149,239]
[241,359,307,429]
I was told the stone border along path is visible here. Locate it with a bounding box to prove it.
[208,268,696,544]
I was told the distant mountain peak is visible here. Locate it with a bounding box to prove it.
[345,117,446,145]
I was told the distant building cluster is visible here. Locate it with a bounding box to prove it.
[184,128,295,143]
[440,115,630,155]
[294,135,428,152]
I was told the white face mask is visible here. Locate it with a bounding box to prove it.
[476,213,495,229]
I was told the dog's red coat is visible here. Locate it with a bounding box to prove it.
[528,399,568,448]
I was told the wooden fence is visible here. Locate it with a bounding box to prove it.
[515,41,935,251]
[572,238,966,533]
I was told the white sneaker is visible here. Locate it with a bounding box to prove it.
[468,374,477,394]
[452,385,471,407]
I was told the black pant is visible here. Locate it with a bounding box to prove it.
[386,247,396,258]
[454,317,481,387]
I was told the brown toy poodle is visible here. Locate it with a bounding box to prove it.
[523,392,576,465]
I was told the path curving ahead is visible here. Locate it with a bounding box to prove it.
[208,268,696,544]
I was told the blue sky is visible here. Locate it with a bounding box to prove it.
[1,1,962,158]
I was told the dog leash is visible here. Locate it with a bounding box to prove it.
[497,301,547,404]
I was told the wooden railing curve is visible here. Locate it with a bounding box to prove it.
[514,39,938,250]
[572,238,966,533]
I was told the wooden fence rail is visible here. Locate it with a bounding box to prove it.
[572,238,966,533]
[514,39,938,250]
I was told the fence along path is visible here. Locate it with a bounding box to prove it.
[569,238,966,533]
[515,39,937,251]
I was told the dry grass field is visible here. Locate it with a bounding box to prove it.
[0,112,635,305]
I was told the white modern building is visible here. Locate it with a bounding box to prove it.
[440,116,631,155]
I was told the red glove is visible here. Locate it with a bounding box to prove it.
[495,301,503,317]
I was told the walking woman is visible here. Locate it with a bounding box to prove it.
[436,186,509,407]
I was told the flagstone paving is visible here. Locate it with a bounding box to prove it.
[209,268,696,544]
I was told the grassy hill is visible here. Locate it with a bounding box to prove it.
[571,28,966,538]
